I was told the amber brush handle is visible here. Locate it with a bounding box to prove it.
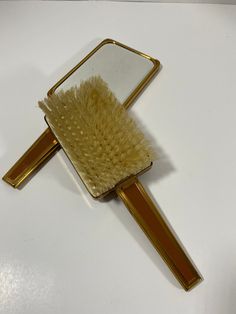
[2,128,60,188]
[116,177,202,291]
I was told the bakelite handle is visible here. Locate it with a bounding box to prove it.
[2,128,60,188]
[116,177,202,291]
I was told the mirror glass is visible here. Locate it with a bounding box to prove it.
[56,42,157,104]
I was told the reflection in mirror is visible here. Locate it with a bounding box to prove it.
[57,42,156,104]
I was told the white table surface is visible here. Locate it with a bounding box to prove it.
[1,1,236,313]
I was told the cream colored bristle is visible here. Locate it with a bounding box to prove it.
[39,76,155,197]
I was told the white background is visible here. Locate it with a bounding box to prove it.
[108,0,236,4]
[1,1,236,314]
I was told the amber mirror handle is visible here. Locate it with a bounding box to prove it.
[2,128,60,188]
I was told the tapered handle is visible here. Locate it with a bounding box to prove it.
[2,128,60,188]
[116,177,202,291]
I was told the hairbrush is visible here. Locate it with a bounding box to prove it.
[2,39,159,188]
[37,76,202,291]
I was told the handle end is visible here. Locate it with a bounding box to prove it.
[116,177,202,291]
[2,128,59,188]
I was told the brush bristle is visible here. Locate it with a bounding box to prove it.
[39,76,155,197]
